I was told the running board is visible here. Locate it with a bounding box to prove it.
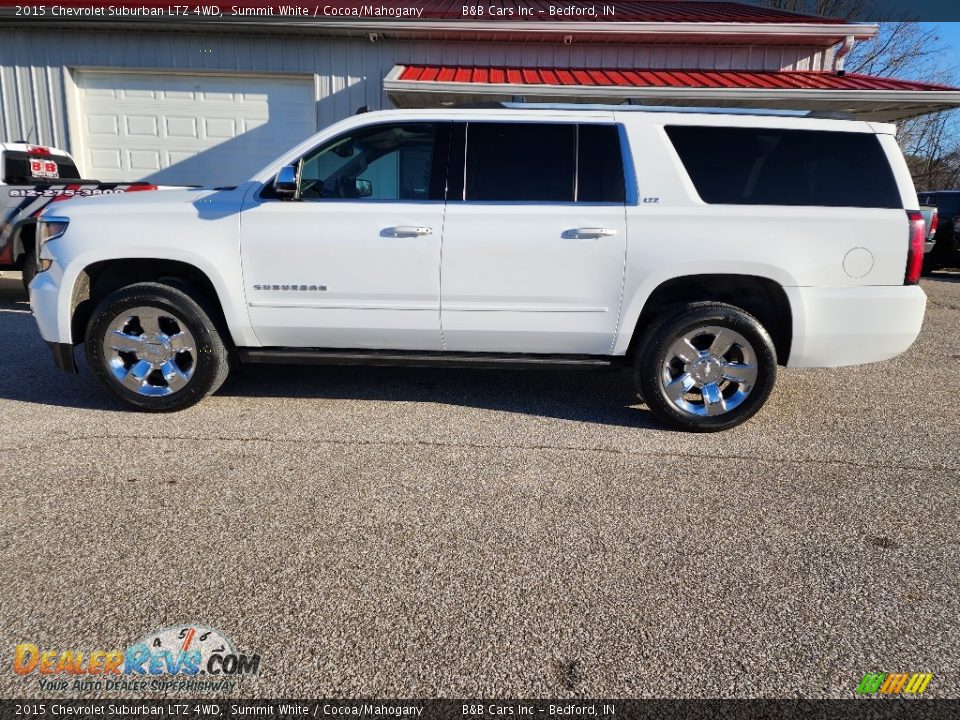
[239,348,619,370]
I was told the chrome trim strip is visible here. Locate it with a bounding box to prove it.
[444,200,626,207]
[253,197,448,205]
[441,305,608,313]
[248,301,436,310]
[618,124,639,207]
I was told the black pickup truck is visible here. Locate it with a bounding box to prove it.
[1,142,158,288]
[918,190,960,272]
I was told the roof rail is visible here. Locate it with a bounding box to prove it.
[804,110,856,120]
[452,101,857,119]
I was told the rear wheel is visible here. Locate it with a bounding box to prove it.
[635,302,777,432]
[85,282,230,412]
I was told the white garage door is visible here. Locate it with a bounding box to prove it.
[71,71,316,186]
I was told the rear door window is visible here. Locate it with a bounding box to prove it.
[462,122,625,203]
[465,123,576,202]
[665,126,901,209]
[577,124,625,203]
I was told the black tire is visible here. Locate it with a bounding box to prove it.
[634,302,777,432]
[85,282,230,412]
[20,248,36,290]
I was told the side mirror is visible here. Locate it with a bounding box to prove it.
[355,179,373,198]
[273,164,298,195]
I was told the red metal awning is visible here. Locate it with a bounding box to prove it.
[384,65,960,121]
[395,65,954,92]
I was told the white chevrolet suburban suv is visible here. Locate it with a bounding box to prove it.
[29,105,927,432]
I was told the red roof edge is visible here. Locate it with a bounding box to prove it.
[395,65,960,93]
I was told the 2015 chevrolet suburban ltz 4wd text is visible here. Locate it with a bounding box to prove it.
[28,105,928,431]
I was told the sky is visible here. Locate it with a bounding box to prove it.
[923,22,960,72]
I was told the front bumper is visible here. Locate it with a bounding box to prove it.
[785,285,926,368]
[29,268,78,373]
[47,341,78,373]
[29,269,63,343]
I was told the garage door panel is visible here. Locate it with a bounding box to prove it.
[125,116,159,137]
[87,115,118,135]
[204,118,237,139]
[72,71,316,185]
[90,149,121,170]
[128,149,161,171]
[201,90,235,101]
[161,89,197,101]
[165,117,198,138]
[167,151,196,166]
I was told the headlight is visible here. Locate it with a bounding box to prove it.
[35,216,69,272]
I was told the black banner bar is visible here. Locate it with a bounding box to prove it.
[2,0,960,22]
[1,701,959,720]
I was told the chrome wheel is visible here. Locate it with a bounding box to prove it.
[102,306,197,397]
[660,325,758,417]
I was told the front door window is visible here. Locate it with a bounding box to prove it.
[297,123,443,202]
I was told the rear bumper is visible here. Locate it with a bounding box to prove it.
[785,285,926,368]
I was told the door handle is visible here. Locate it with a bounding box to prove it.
[562,227,617,239]
[382,226,433,238]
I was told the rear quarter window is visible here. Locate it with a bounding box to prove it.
[665,126,901,209]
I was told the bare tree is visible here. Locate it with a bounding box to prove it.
[846,22,951,79]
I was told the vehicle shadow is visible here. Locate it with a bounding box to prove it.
[0,276,658,429]
[219,363,657,430]
[0,276,116,412]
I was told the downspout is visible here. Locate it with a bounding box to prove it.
[833,35,855,76]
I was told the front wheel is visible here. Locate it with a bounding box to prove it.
[634,302,777,432]
[20,248,36,289]
[85,282,230,412]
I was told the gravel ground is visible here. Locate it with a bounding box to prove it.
[0,272,957,699]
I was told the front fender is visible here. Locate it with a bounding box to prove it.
[42,185,258,347]
[56,245,258,348]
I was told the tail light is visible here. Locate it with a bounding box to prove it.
[26,145,51,156]
[928,209,938,239]
[905,210,925,285]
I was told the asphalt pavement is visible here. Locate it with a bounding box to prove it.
[0,271,958,699]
